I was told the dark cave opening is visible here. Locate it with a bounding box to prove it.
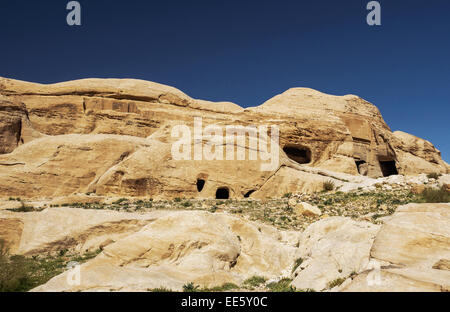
[196,179,205,192]
[216,187,230,199]
[379,160,398,177]
[283,145,311,164]
[244,190,256,198]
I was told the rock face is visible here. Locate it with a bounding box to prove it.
[1,203,448,292]
[291,217,380,291]
[23,210,297,292]
[341,203,450,292]
[0,77,448,200]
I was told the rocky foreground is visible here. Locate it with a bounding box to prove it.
[0,174,449,292]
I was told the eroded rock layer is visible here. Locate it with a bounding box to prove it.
[0,77,448,199]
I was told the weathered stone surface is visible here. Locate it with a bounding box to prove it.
[0,77,447,202]
[392,131,449,176]
[0,207,157,256]
[30,210,297,292]
[341,203,450,292]
[0,217,24,254]
[291,217,380,291]
[0,95,41,154]
[1,201,448,292]
[0,134,151,198]
[289,201,322,217]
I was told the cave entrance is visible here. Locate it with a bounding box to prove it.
[379,160,398,177]
[283,145,311,164]
[197,179,205,192]
[244,190,256,198]
[216,187,230,199]
[355,160,368,176]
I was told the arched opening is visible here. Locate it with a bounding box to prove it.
[355,160,368,176]
[244,190,256,198]
[216,187,230,199]
[379,160,398,177]
[196,179,205,192]
[283,145,311,164]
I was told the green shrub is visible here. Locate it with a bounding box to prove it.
[327,277,346,289]
[292,258,303,273]
[0,246,105,292]
[0,255,35,292]
[8,202,35,213]
[266,278,296,292]
[243,276,267,287]
[426,172,441,180]
[323,180,335,192]
[205,283,240,292]
[182,282,199,292]
[420,186,450,203]
[0,253,64,292]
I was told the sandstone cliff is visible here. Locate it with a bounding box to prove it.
[0,77,447,199]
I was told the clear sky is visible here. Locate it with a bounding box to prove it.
[1,0,449,162]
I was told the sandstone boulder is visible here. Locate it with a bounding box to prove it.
[0,207,157,255]
[291,217,380,291]
[341,203,450,292]
[30,211,297,292]
[291,201,322,217]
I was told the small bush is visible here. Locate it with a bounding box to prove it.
[205,283,240,292]
[182,282,199,292]
[243,276,267,287]
[266,278,296,292]
[327,277,346,289]
[181,201,192,207]
[426,172,441,180]
[8,202,35,213]
[420,186,450,203]
[323,180,335,192]
[292,258,303,273]
[174,197,182,203]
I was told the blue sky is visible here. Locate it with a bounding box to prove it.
[1,0,449,162]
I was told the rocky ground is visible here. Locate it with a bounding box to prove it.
[1,173,449,292]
